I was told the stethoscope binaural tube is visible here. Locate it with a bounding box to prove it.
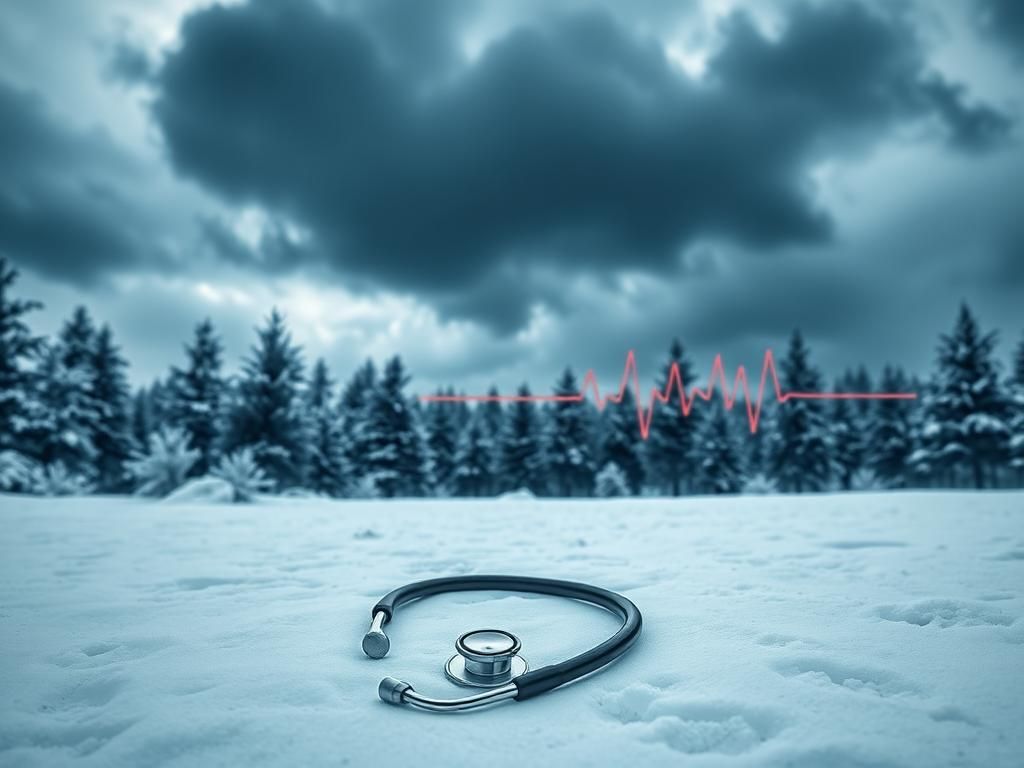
[362,575,643,712]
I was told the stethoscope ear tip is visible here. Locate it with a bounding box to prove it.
[362,629,390,659]
[379,676,412,705]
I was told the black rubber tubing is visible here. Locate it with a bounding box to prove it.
[371,575,642,701]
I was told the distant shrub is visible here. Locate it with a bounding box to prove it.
[348,475,380,499]
[741,473,778,495]
[850,468,886,491]
[0,450,36,492]
[212,448,273,502]
[29,462,95,496]
[127,427,199,497]
[595,462,630,498]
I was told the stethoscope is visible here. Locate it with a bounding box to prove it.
[362,575,643,713]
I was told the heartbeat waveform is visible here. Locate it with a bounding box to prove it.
[419,349,918,438]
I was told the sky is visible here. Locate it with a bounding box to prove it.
[1,0,1022,395]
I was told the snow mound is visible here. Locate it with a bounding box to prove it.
[498,487,536,500]
[162,476,236,504]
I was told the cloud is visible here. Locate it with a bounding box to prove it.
[0,79,162,283]
[148,0,1009,332]
[973,0,1024,64]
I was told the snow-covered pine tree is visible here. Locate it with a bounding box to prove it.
[745,401,771,477]
[0,257,42,454]
[364,356,426,497]
[20,341,98,474]
[424,390,458,496]
[91,325,133,492]
[694,406,745,494]
[838,366,872,479]
[595,461,630,497]
[453,409,494,497]
[498,384,545,495]
[136,378,173,444]
[480,387,504,494]
[452,394,471,434]
[20,307,103,479]
[545,368,595,497]
[645,339,699,496]
[59,306,95,367]
[871,365,914,487]
[769,330,832,492]
[168,319,224,475]
[906,374,934,486]
[1010,334,1024,484]
[306,358,347,497]
[829,382,860,490]
[847,365,874,425]
[924,304,1009,488]
[600,386,644,494]
[221,310,309,489]
[339,359,376,486]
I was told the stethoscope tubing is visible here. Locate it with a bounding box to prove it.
[370,575,642,702]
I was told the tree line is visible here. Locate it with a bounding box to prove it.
[1,257,1022,498]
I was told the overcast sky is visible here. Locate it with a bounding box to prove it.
[1,0,1021,395]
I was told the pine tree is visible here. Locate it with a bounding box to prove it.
[222,310,309,489]
[871,366,914,487]
[600,386,644,494]
[829,383,860,490]
[364,356,426,497]
[0,257,42,452]
[545,368,595,496]
[498,384,544,494]
[339,359,376,486]
[924,304,1009,488]
[454,409,494,496]
[769,330,832,492]
[168,319,224,475]
[745,401,770,477]
[306,358,347,496]
[424,390,458,496]
[480,387,505,493]
[694,407,745,494]
[59,307,96,370]
[91,325,133,491]
[21,307,103,478]
[837,367,872,478]
[1009,334,1024,483]
[645,339,699,496]
[595,461,630,497]
[131,387,153,449]
[20,342,98,473]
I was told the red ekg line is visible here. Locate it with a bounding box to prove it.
[419,349,918,438]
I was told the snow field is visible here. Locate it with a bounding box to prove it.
[0,491,1022,767]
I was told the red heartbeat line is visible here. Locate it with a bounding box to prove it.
[419,349,918,438]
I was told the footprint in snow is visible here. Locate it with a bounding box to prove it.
[773,656,920,698]
[596,682,786,755]
[874,599,1014,628]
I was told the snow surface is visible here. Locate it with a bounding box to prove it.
[1,492,1022,767]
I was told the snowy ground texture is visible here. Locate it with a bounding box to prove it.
[1,492,1023,768]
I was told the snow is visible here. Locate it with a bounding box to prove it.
[1,491,1022,767]
[162,477,235,505]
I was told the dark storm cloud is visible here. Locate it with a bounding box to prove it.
[198,216,308,274]
[145,0,1008,330]
[974,0,1024,63]
[0,80,149,283]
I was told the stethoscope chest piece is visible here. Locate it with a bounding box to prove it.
[444,629,529,688]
